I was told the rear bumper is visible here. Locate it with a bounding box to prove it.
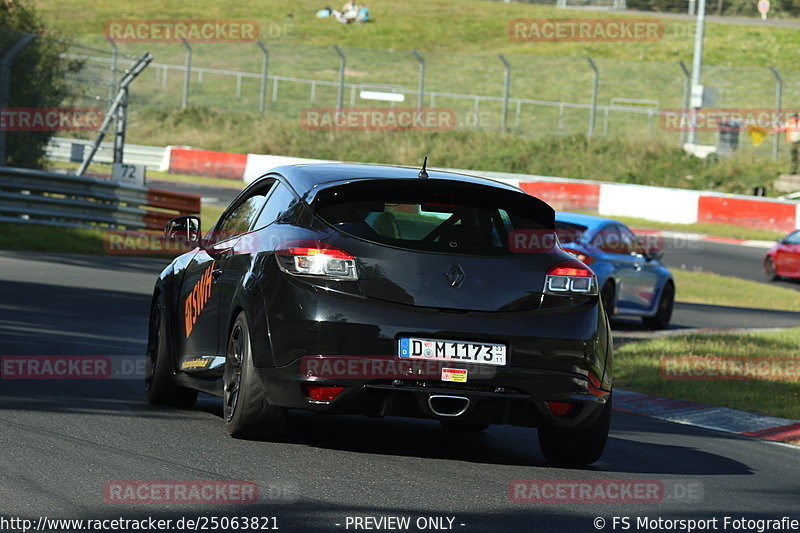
[253,276,612,428]
[256,358,609,428]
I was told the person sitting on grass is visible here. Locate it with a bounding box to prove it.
[356,3,370,23]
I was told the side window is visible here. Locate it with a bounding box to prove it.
[214,185,272,242]
[591,226,622,254]
[253,183,297,229]
[618,225,646,255]
[785,231,800,245]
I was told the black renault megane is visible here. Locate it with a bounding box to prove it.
[146,163,613,465]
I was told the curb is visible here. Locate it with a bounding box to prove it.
[655,231,776,249]
[613,388,800,445]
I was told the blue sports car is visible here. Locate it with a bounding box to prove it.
[554,212,675,329]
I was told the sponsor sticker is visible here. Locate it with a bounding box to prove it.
[181,359,212,370]
[442,368,468,383]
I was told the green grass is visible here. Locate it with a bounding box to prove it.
[0,202,224,255]
[0,223,108,253]
[672,269,800,312]
[77,107,788,197]
[38,0,800,153]
[146,170,245,190]
[608,214,786,241]
[615,327,800,420]
[32,0,800,68]
[32,0,800,198]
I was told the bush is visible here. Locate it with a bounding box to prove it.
[0,0,83,168]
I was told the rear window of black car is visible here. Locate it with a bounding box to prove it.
[313,179,555,255]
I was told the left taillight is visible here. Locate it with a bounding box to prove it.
[275,240,358,281]
[544,260,597,295]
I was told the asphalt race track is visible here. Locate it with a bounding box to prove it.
[661,237,800,292]
[1,250,799,531]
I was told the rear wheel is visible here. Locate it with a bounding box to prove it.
[145,297,198,407]
[642,281,674,330]
[223,311,287,440]
[439,420,489,432]
[600,281,615,318]
[764,256,779,281]
[538,395,612,466]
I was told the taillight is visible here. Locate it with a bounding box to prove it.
[563,248,595,265]
[547,401,575,417]
[275,240,357,280]
[545,260,597,295]
[306,385,344,402]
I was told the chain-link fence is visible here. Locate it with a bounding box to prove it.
[5,31,800,161]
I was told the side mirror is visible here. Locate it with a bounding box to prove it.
[645,250,664,261]
[165,216,201,247]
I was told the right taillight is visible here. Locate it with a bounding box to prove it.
[275,240,358,281]
[545,260,597,295]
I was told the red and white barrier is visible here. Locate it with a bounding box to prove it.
[697,196,798,232]
[166,146,248,181]
[164,146,800,232]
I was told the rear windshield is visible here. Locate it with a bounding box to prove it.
[313,180,554,255]
[555,221,588,244]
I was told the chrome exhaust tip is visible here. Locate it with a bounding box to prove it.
[428,395,470,417]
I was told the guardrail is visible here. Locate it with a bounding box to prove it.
[45,137,167,170]
[0,166,200,230]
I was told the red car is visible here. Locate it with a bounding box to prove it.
[765,230,800,280]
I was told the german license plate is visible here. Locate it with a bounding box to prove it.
[398,337,506,366]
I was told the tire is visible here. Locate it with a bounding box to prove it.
[440,420,489,432]
[223,311,287,440]
[537,394,612,466]
[145,296,198,408]
[642,281,674,330]
[600,281,615,318]
[764,256,779,281]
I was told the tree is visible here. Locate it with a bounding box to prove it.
[1,0,83,168]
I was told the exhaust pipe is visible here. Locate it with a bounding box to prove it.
[428,395,470,417]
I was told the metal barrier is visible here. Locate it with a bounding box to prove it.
[0,166,200,230]
[45,137,167,170]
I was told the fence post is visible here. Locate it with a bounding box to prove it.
[113,87,128,164]
[770,67,782,162]
[412,50,425,112]
[0,33,37,166]
[334,45,345,112]
[258,41,269,113]
[586,57,598,138]
[78,53,153,176]
[499,54,511,133]
[181,38,192,109]
[679,61,691,147]
[108,39,118,104]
